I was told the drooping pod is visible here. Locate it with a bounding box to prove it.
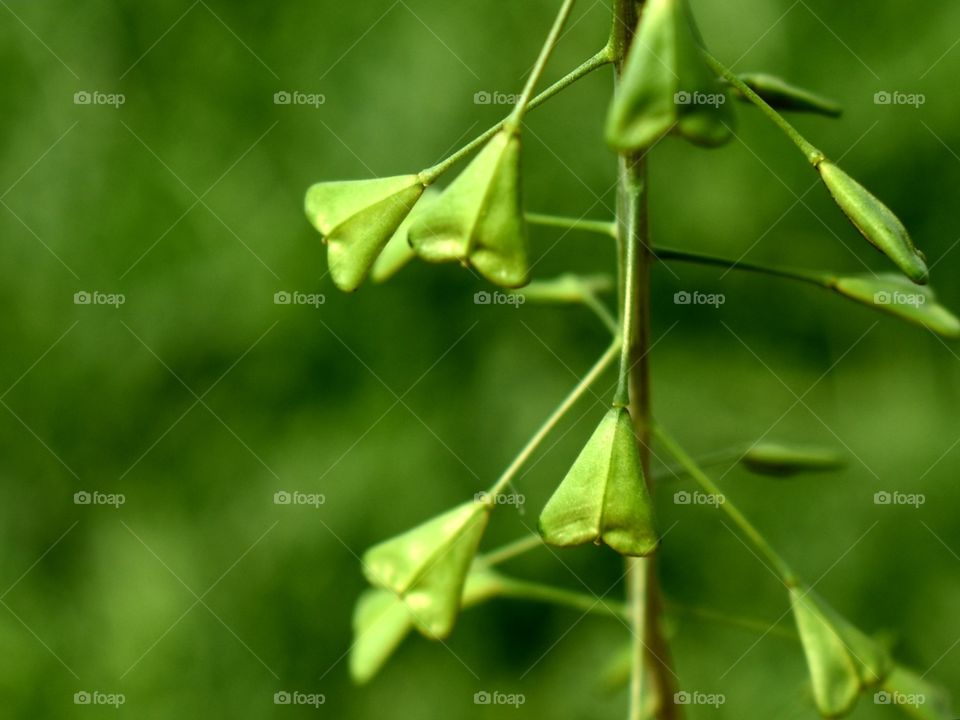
[305,175,425,292]
[370,188,440,283]
[606,0,733,151]
[539,408,658,556]
[409,129,529,288]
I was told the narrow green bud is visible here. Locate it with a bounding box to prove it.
[733,73,842,117]
[741,443,845,477]
[818,163,929,284]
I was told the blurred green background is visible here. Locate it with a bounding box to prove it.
[1,0,958,717]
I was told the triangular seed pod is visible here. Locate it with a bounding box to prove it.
[791,587,892,717]
[741,443,846,477]
[733,74,842,117]
[830,274,960,339]
[362,501,491,639]
[350,568,503,684]
[606,0,733,151]
[409,130,529,288]
[370,188,440,283]
[818,163,929,285]
[539,408,658,557]
[305,175,425,292]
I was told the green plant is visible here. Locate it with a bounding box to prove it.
[303,0,958,717]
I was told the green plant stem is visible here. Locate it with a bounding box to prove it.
[497,577,630,619]
[583,291,620,335]
[421,49,612,184]
[509,0,578,127]
[702,51,825,166]
[655,246,830,286]
[526,212,618,238]
[666,603,797,641]
[487,338,621,498]
[612,2,679,719]
[614,166,643,409]
[480,535,543,567]
[653,425,798,586]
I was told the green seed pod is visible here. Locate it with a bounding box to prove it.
[733,73,842,117]
[539,408,658,557]
[879,666,953,720]
[818,163,929,284]
[831,274,960,338]
[606,0,733,151]
[370,188,440,283]
[791,587,892,717]
[350,568,502,684]
[362,501,490,639]
[516,274,614,304]
[409,129,529,288]
[305,175,425,292]
[741,443,845,477]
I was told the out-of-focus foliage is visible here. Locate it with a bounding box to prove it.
[1,1,958,718]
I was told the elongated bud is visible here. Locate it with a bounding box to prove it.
[818,163,928,284]
[305,175,425,292]
[410,129,529,288]
[733,73,842,117]
[741,443,845,477]
[830,274,960,338]
[539,408,658,557]
[363,501,490,639]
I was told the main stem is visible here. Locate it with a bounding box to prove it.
[612,2,680,719]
